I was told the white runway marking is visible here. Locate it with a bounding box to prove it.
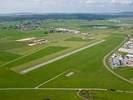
[21,40,105,74]
[35,70,69,88]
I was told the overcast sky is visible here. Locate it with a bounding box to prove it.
[0,0,133,14]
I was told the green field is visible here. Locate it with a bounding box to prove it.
[2,46,67,68]
[87,91,133,100]
[0,51,21,65]
[0,90,133,100]
[115,68,133,81]
[37,35,133,90]
[0,51,20,61]
[0,19,133,100]
[0,35,133,99]
[0,90,79,100]
[78,90,133,100]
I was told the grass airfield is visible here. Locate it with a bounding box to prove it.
[0,19,133,99]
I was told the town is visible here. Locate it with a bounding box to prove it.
[110,36,133,68]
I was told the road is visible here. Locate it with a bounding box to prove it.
[0,87,133,94]
[103,38,133,85]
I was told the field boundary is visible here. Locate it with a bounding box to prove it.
[0,46,50,68]
[20,40,106,74]
[0,88,133,94]
[35,70,69,88]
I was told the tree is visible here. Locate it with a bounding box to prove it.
[44,31,48,34]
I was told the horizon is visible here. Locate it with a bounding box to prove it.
[0,0,133,14]
[0,11,133,15]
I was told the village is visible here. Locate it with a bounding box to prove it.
[16,28,89,46]
[110,37,133,68]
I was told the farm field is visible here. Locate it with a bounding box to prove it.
[0,89,133,100]
[0,19,133,100]
[115,68,133,82]
[4,46,67,68]
[0,35,133,100]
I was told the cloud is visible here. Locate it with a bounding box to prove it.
[86,0,133,5]
[0,0,133,13]
[85,0,95,4]
[111,0,132,4]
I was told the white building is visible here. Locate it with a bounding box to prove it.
[111,53,124,68]
[118,39,133,54]
[54,28,80,34]
[124,54,133,67]
[118,48,133,54]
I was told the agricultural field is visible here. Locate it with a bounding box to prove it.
[115,68,133,82]
[0,19,133,100]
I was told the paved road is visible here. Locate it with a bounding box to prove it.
[0,87,106,91]
[0,87,133,94]
[103,38,133,85]
[21,40,105,74]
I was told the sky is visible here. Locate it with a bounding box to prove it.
[0,0,133,14]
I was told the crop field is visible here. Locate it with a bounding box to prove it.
[4,46,67,68]
[115,68,133,82]
[0,19,133,100]
[0,51,21,65]
[0,51,20,61]
[0,35,133,99]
